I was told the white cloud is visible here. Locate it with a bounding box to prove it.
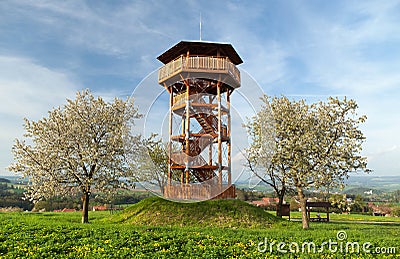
[0,56,79,175]
[345,84,399,174]
[290,1,400,94]
[366,146,400,176]
[0,56,78,117]
[8,0,177,57]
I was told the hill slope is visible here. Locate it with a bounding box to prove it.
[105,197,280,229]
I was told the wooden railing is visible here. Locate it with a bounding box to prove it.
[159,55,183,83]
[173,92,212,107]
[173,91,187,107]
[164,184,235,200]
[158,55,240,84]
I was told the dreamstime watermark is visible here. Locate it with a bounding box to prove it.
[257,231,397,255]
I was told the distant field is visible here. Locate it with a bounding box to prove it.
[1,208,399,258]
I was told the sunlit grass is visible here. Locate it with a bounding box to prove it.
[278,210,400,222]
[0,202,399,258]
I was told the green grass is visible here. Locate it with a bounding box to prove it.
[283,211,400,222]
[0,198,399,258]
[104,196,280,228]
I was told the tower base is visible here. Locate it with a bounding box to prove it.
[164,184,236,200]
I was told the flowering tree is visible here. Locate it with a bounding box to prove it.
[245,95,369,229]
[329,194,351,213]
[8,90,141,223]
[244,97,289,217]
[135,134,169,194]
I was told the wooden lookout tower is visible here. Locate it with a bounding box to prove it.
[158,41,242,200]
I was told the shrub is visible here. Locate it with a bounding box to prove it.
[0,207,23,212]
[391,207,400,217]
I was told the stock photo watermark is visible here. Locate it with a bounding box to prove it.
[257,231,397,255]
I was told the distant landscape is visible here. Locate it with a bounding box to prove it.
[236,175,400,193]
[344,175,400,192]
[2,174,400,213]
[4,174,400,193]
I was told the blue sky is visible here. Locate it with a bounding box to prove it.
[0,0,399,178]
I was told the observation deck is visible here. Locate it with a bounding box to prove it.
[157,41,242,89]
[158,55,240,88]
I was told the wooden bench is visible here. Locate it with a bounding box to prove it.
[306,202,330,222]
[276,204,290,220]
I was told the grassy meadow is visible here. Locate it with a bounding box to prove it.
[0,198,399,258]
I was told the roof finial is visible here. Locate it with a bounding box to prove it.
[199,13,202,41]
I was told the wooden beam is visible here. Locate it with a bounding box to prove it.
[209,139,213,166]
[179,74,190,92]
[185,81,190,185]
[164,82,171,93]
[168,87,173,186]
[227,89,231,186]
[217,81,222,186]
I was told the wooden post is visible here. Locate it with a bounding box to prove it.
[168,87,173,186]
[208,94,213,166]
[185,50,190,67]
[185,84,190,185]
[181,117,185,136]
[327,206,330,222]
[217,82,222,187]
[227,89,231,186]
[209,141,212,166]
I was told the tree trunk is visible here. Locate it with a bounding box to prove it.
[160,183,165,195]
[297,187,309,229]
[276,198,283,217]
[81,192,90,224]
[276,189,285,217]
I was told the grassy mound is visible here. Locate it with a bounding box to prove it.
[105,196,281,228]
